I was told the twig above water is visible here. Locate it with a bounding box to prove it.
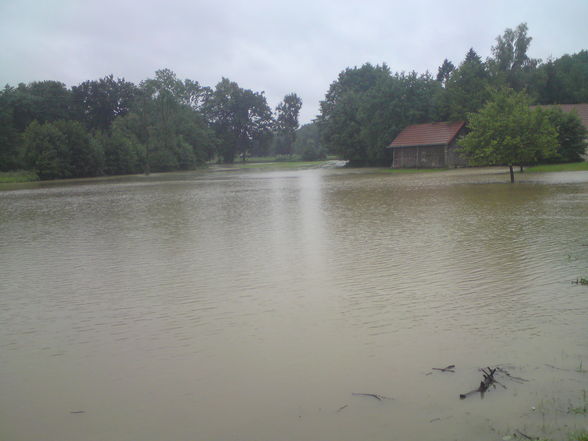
[459,367,497,399]
[352,393,390,401]
[432,364,456,373]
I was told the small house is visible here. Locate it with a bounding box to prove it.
[388,121,466,168]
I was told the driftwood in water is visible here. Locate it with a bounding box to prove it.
[459,367,499,399]
[432,364,455,373]
[352,392,390,401]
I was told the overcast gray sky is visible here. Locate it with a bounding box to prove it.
[1,0,587,123]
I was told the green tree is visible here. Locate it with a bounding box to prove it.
[293,122,326,160]
[71,75,137,131]
[11,81,73,131]
[542,107,587,162]
[130,69,216,172]
[487,23,540,91]
[275,93,303,156]
[0,87,21,170]
[533,51,588,104]
[97,119,144,175]
[460,89,558,182]
[53,120,103,177]
[436,59,455,87]
[204,78,273,163]
[22,120,102,179]
[439,48,492,121]
[318,63,441,165]
[22,121,67,179]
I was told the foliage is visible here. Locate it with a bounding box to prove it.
[9,81,73,131]
[1,24,588,177]
[459,89,558,182]
[541,107,588,162]
[318,63,441,165]
[0,91,21,170]
[204,78,274,163]
[436,59,455,87]
[533,51,588,104]
[136,70,216,171]
[275,93,303,156]
[71,75,137,131]
[22,120,103,179]
[293,122,326,160]
[437,48,492,121]
[487,23,540,90]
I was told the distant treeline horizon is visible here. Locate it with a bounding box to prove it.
[1,23,587,179]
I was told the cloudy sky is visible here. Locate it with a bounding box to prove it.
[1,0,587,123]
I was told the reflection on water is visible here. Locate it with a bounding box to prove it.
[1,168,588,441]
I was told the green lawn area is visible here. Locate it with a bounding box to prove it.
[526,162,588,172]
[221,160,331,169]
[0,171,39,183]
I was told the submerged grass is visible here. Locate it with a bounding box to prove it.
[0,170,39,183]
[381,167,449,174]
[527,162,588,173]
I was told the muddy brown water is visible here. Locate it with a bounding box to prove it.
[1,167,587,441]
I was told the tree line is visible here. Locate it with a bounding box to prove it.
[2,23,586,180]
[317,23,588,166]
[0,70,305,179]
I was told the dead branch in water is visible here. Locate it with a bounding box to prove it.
[432,364,455,373]
[460,367,498,399]
[352,392,390,401]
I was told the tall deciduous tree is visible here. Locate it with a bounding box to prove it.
[133,69,215,172]
[460,89,558,182]
[10,81,73,131]
[71,75,137,131]
[275,93,302,156]
[487,23,540,90]
[205,78,273,163]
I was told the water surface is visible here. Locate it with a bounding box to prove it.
[1,167,587,441]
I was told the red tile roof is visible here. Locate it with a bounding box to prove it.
[530,103,588,129]
[389,121,466,148]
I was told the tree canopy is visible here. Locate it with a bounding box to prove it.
[275,93,303,157]
[318,63,441,165]
[459,89,558,182]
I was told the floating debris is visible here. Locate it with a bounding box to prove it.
[351,393,391,401]
[336,404,349,413]
[432,364,456,373]
[460,367,499,399]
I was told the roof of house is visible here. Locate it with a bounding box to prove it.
[530,103,588,129]
[388,121,466,148]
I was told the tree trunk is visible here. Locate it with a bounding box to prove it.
[509,165,515,183]
[520,165,524,172]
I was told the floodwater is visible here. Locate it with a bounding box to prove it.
[1,166,587,441]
